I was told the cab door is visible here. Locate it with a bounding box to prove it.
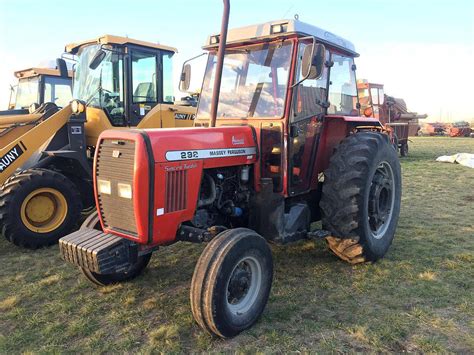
[288,43,329,196]
[128,48,160,126]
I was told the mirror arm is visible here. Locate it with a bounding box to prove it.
[289,36,316,88]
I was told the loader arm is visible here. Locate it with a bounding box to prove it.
[0,105,72,185]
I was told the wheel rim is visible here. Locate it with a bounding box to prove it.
[225,256,262,316]
[368,161,395,239]
[20,188,68,233]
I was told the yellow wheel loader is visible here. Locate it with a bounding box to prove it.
[2,64,72,115]
[0,34,196,249]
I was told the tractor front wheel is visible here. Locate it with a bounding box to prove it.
[0,169,82,249]
[190,228,273,338]
[78,211,152,286]
[400,142,409,157]
[320,132,401,263]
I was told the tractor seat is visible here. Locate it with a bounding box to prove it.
[133,82,156,103]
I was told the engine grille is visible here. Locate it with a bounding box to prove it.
[96,139,138,236]
[165,170,187,212]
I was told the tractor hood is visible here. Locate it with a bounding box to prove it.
[146,126,258,166]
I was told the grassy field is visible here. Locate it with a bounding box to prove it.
[1,137,473,353]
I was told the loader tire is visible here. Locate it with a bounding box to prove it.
[320,132,401,263]
[0,169,82,249]
[190,228,273,338]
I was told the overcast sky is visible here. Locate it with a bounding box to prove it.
[0,0,473,121]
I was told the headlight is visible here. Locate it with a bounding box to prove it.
[117,183,132,199]
[71,99,85,114]
[97,179,111,195]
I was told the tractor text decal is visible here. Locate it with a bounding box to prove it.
[0,144,24,172]
[165,147,257,161]
[174,113,195,120]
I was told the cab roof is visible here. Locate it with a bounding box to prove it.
[65,34,177,55]
[15,67,73,79]
[204,19,358,57]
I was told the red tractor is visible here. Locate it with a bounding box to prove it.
[60,2,401,338]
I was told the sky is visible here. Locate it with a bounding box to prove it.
[0,0,473,122]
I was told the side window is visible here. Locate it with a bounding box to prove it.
[328,54,358,115]
[132,51,158,103]
[162,52,174,103]
[292,42,329,121]
[44,77,73,107]
[371,87,379,105]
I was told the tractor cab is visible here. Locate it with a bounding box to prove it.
[3,66,72,115]
[66,35,195,146]
[357,80,385,121]
[193,20,371,196]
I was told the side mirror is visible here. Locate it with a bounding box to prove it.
[179,63,191,92]
[89,49,107,70]
[301,43,326,80]
[56,58,68,78]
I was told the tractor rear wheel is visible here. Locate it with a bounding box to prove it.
[320,132,401,263]
[78,211,152,286]
[0,168,82,249]
[190,228,273,338]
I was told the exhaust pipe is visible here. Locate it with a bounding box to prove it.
[210,0,230,127]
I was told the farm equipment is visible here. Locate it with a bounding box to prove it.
[2,64,72,116]
[59,1,401,338]
[447,121,471,137]
[0,34,196,249]
[357,80,427,156]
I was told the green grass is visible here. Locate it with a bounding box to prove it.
[1,137,473,352]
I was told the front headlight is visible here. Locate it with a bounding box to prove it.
[117,183,132,199]
[97,179,111,195]
[71,99,85,114]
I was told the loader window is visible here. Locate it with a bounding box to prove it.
[162,52,174,103]
[132,51,158,103]
[74,44,125,125]
[15,77,39,109]
[328,54,358,115]
[44,76,73,107]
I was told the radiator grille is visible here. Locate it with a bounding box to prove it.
[96,139,138,236]
[165,170,187,212]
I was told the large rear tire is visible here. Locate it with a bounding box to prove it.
[0,169,82,249]
[190,228,273,338]
[79,211,152,286]
[320,132,401,263]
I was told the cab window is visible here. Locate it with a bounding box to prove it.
[328,54,358,115]
[44,76,73,107]
[162,52,174,103]
[132,51,158,103]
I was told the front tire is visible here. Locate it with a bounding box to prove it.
[190,228,273,338]
[0,169,82,249]
[320,132,401,263]
[78,211,152,286]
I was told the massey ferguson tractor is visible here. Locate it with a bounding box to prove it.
[60,1,401,338]
[0,35,195,249]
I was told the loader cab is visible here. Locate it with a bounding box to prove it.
[5,68,72,114]
[194,20,361,196]
[67,35,176,128]
[357,80,385,120]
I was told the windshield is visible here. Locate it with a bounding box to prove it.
[197,41,293,119]
[14,77,39,109]
[74,44,125,125]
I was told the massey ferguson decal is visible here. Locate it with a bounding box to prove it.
[165,147,257,161]
[174,113,196,120]
[0,144,24,172]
